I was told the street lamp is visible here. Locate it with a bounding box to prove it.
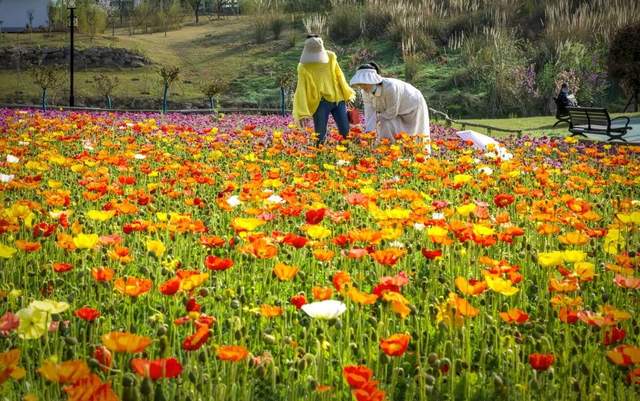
[68,0,77,107]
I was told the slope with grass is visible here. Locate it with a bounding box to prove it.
[0,17,476,113]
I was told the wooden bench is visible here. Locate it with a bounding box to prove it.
[568,107,632,142]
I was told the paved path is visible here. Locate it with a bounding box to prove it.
[583,117,640,144]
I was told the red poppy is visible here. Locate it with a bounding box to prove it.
[33,222,56,238]
[53,262,73,273]
[603,327,626,346]
[130,358,182,380]
[499,308,529,324]
[353,381,385,401]
[494,194,515,208]
[182,323,211,351]
[343,365,373,389]
[528,353,554,371]
[290,294,307,310]
[421,249,442,260]
[282,233,307,249]
[379,333,410,357]
[205,255,234,271]
[186,298,201,312]
[159,277,181,296]
[74,307,101,322]
[93,346,112,371]
[305,208,326,225]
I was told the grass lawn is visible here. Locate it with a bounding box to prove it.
[448,112,640,138]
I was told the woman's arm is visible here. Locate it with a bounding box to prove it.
[334,59,356,102]
[292,67,315,122]
[379,82,402,121]
[362,92,377,132]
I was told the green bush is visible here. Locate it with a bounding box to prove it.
[270,14,286,40]
[360,8,391,40]
[328,6,362,44]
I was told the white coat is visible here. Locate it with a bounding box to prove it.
[362,78,431,153]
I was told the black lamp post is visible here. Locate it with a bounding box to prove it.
[68,0,76,107]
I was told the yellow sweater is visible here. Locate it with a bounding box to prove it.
[292,51,356,122]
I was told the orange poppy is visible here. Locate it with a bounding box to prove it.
[63,373,119,401]
[91,267,114,282]
[216,345,249,362]
[499,308,529,324]
[101,332,152,353]
[312,286,333,301]
[332,271,352,292]
[15,240,41,253]
[313,248,335,262]
[243,238,278,259]
[114,277,152,297]
[0,349,25,385]
[371,248,406,266]
[38,360,91,384]
[200,235,226,248]
[273,263,299,281]
[260,304,283,318]
[454,277,487,296]
[346,287,378,305]
[379,333,410,357]
[607,345,640,366]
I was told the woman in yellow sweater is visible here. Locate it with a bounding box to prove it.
[293,35,355,145]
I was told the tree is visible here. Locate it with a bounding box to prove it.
[93,73,119,109]
[158,65,180,113]
[200,76,228,112]
[30,66,65,111]
[608,21,640,112]
[80,4,107,42]
[185,0,202,24]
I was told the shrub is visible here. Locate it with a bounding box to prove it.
[328,5,361,44]
[270,13,286,40]
[93,73,120,109]
[608,21,640,111]
[360,8,391,40]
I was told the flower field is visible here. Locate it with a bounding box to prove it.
[0,108,639,401]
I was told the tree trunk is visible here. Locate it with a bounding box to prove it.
[162,84,169,114]
[195,8,199,24]
[41,88,47,111]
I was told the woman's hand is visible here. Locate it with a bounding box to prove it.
[300,118,313,129]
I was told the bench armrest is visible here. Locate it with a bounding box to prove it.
[611,116,631,127]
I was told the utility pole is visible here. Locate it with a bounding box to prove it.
[68,0,76,107]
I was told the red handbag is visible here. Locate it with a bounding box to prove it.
[347,107,361,125]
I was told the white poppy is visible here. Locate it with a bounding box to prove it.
[266,194,285,204]
[478,167,493,176]
[18,141,30,146]
[133,154,146,160]
[413,222,425,231]
[0,174,14,183]
[6,155,19,164]
[301,300,346,320]
[336,160,350,166]
[226,195,242,208]
[389,241,405,248]
[432,212,445,220]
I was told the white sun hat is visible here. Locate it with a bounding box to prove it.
[350,67,383,86]
[300,36,329,64]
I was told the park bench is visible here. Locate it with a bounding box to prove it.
[567,107,632,142]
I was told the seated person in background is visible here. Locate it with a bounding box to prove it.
[555,83,577,118]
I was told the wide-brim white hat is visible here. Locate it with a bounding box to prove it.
[300,37,329,64]
[350,68,383,86]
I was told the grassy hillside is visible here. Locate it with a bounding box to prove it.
[0,17,478,113]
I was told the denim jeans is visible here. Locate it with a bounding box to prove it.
[313,100,349,144]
